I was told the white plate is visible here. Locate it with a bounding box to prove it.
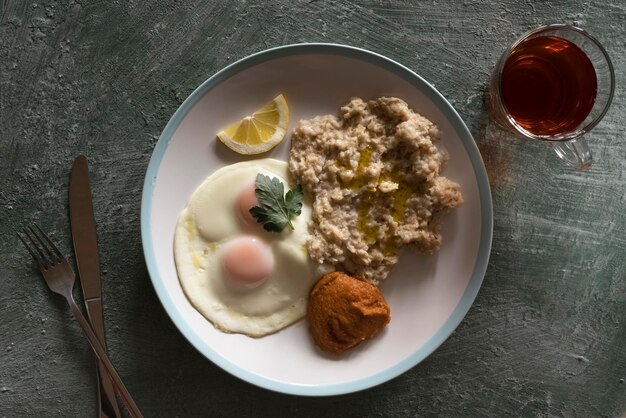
[141,44,492,396]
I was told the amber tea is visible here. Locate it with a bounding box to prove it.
[501,36,597,136]
[486,25,614,170]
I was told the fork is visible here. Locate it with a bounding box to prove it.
[18,224,144,418]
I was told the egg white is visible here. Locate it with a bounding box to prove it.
[174,159,329,337]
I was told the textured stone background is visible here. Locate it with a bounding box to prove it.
[1,1,625,417]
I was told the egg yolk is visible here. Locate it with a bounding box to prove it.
[236,181,260,226]
[222,236,274,288]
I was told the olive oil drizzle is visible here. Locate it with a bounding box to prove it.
[347,148,418,247]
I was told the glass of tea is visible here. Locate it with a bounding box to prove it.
[486,24,614,170]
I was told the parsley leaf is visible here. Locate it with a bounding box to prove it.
[249,174,303,233]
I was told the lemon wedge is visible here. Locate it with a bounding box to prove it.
[217,94,289,155]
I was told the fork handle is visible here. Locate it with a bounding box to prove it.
[67,299,144,418]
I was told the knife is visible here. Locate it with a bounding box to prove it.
[69,155,122,418]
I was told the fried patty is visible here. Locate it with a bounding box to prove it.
[307,271,391,355]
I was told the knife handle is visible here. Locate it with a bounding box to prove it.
[86,300,122,418]
[67,298,144,418]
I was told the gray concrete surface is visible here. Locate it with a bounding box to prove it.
[1,0,625,417]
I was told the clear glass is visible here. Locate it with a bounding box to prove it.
[485,24,615,170]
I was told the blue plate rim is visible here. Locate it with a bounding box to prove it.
[140,42,493,396]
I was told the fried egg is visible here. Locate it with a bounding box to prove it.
[174,159,329,337]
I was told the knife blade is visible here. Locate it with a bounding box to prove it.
[69,155,121,418]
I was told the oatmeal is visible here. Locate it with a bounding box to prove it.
[288,97,463,284]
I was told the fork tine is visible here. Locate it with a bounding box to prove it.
[17,231,43,264]
[27,225,55,264]
[33,223,64,262]
[28,225,54,260]
[22,227,52,268]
